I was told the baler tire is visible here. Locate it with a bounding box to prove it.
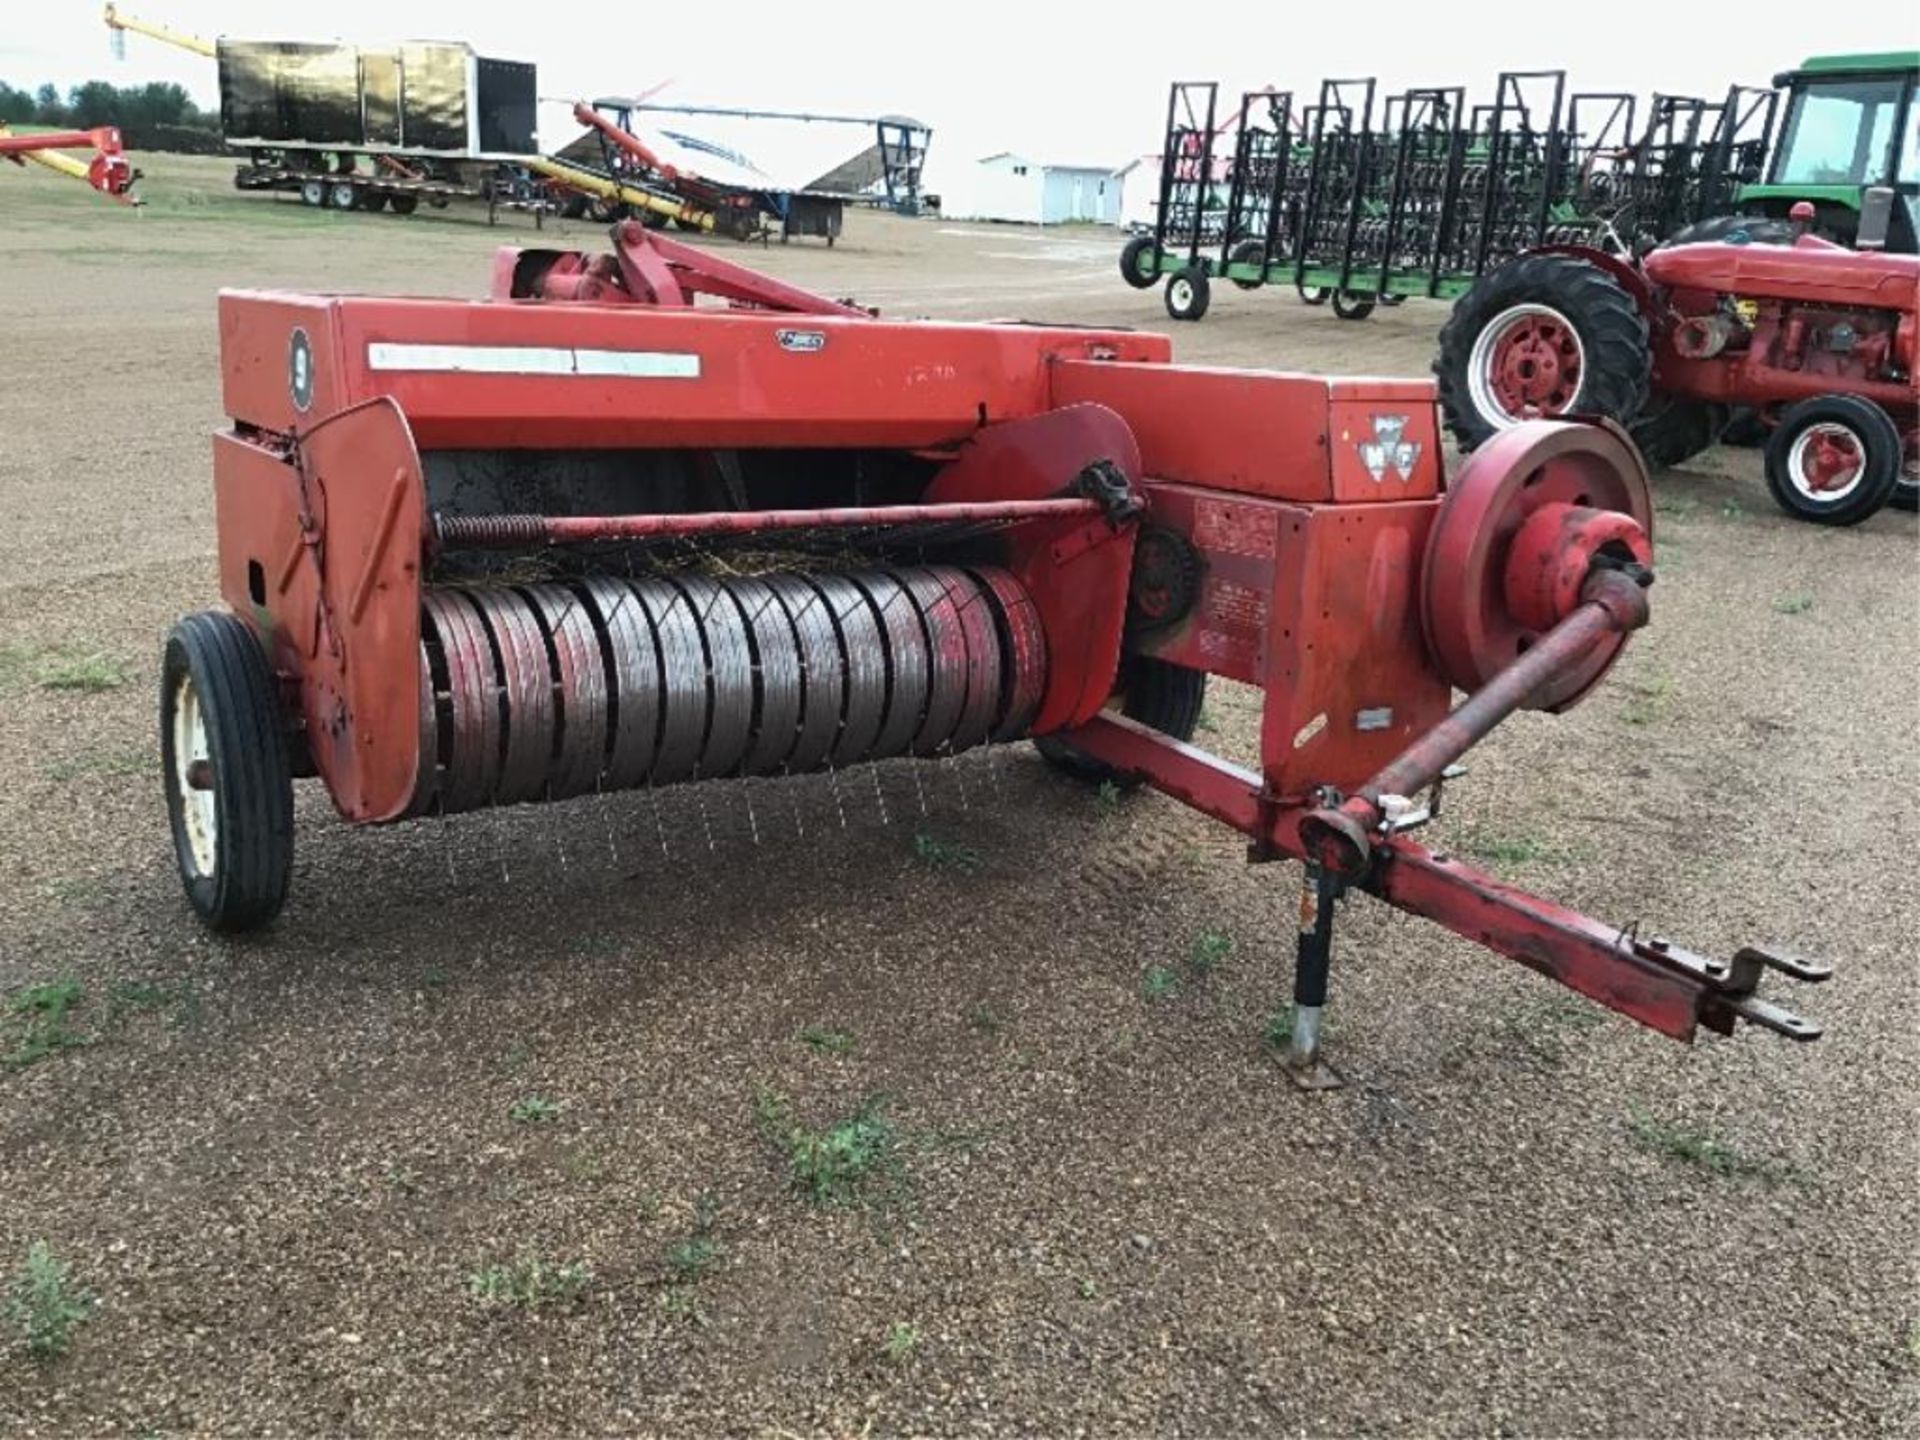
[1228,240,1267,290]
[1119,235,1161,289]
[386,193,419,216]
[1035,657,1208,790]
[1762,394,1902,526]
[161,611,293,933]
[1164,265,1211,322]
[1434,252,1651,452]
[1628,394,1726,469]
[1332,292,1376,321]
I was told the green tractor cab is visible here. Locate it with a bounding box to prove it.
[1733,52,1919,250]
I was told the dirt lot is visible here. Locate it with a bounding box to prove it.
[0,153,1915,1437]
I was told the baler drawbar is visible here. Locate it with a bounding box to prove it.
[165,220,1825,1077]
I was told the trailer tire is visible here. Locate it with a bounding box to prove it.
[1035,657,1208,789]
[1164,265,1210,321]
[386,193,418,216]
[1763,394,1901,526]
[1435,252,1651,451]
[299,178,326,207]
[327,181,358,211]
[161,611,294,933]
[1227,240,1267,290]
[1332,291,1376,321]
[361,192,388,213]
[1628,394,1725,469]
[1297,281,1330,305]
[1119,235,1161,289]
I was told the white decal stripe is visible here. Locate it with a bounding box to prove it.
[366,342,700,379]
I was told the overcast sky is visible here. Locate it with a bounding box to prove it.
[5,1,1909,182]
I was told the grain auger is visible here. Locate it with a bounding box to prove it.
[163,220,1826,1080]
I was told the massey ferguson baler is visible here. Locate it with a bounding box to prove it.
[164,221,1825,1079]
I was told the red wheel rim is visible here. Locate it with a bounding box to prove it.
[1470,304,1586,423]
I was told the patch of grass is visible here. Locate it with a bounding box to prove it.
[1772,592,1816,616]
[1459,829,1556,865]
[965,1002,1002,1035]
[501,1040,531,1072]
[1188,930,1232,975]
[1195,705,1218,733]
[43,745,150,782]
[1077,1277,1099,1300]
[799,1024,856,1055]
[666,1236,717,1282]
[1262,1009,1294,1050]
[0,643,130,694]
[509,1096,559,1125]
[3,980,87,1071]
[754,1086,898,1207]
[1141,965,1180,1002]
[466,1254,589,1308]
[881,1320,922,1364]
[659,1286,707,1325]
[1621,670,1675,726]
[913,830,982,873]
[1626,1104,1795,1185]
[1719,496,1745,519]
[384,1164,421,1193]
[636,1191,664,1222]
[560,1150,607,1183]
[4,1242,94,1360]
[1095,780,1123,815]
[1652,497,1695,519]
[105,978,198,1029]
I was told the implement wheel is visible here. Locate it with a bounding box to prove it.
[1762,394,1901,526]
[160,611,293,933]
[1297,280,1330,305]
[1119,235,1162,289]
[1332,291,1376,321]
[1435,252,1651,451]
[1036,657,1208,789]
[1228,239,1267,290]
[1164,265,1211,321]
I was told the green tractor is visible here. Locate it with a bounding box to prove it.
[1676,52,1919,251]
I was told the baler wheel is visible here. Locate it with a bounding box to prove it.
[1435,253,1650,451]
[1164,265,1211,322]
[1119,235,1161,289]
[1332,291,1376,321]
[1762,395,1902,526]
[1035,658,1207,789]
[1228,240,1267,290]
[161,611,293,933]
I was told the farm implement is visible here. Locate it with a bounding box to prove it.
[0,123,139,202]
[1124,71,1778,321]
[162,221,1827,1079]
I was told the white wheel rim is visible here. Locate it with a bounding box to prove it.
[1466,302,1587,428]
[1170,278,1193,309]
[1786,422,1865,502]
[172,671,217,878]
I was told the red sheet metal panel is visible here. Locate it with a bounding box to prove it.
[1048,359,1334,501]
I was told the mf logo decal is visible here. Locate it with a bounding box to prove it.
[776,329,827,354]
[288,327,314,412]
[1356,413,1420,483]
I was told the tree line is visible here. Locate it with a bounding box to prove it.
[1,78,223,153]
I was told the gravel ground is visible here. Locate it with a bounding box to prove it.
[0,153,1914,1437]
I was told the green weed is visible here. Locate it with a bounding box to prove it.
[881,1320,922,1363]
[1141,965,1180,1001]
[1772,592,1816,616]
[1262,1009,1295,1050]
[1095,780,1123,814]
[466,1254,589,1308]
[4,1242,94,1359]
[3,980,87,1070]
[0,643,130,694]
[1188,930,1232,974]
[509,1096,559,1125]
[799,1025,856,1055]
[965,1002,1003,1034]
[1622,671,1675,726]
[44,746,150,782]
[913,830,982,872]
[754,1086,898,1207]
[1626,1104,1795,1185]
[1459,829,1556,865]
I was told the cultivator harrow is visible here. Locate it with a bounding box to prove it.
[164,220,1826,1079]
[1127,69,1778,319]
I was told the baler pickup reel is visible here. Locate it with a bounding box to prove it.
[167,220,1824,1081]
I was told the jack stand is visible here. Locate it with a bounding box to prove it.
[1284,863,1345,1091]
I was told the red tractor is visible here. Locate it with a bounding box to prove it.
[1436,199,1919,524]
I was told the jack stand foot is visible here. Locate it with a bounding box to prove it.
[1282,1004,1345,1091]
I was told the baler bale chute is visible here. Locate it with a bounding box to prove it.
[164,220,1827,1078]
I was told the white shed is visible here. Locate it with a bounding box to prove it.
[945,153,1123,225]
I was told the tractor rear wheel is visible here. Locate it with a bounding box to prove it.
[1762,394,1902,525]
[1036,657,1208,789]
[1628,394,1726,469]
[161,611,294,933]
[1435,253,1651,451]
[1332,291,1376,321]
[1228,240,1267,290]
[1164,265,1211,321]
[1119,235,1161,289]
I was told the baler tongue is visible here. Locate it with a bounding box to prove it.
[171,224,1828,1087]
